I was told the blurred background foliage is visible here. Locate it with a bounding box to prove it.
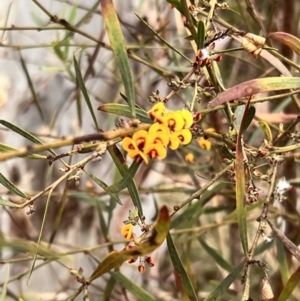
[0,0,300,300]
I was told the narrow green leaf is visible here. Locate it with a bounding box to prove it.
[167,233,199,301]
[19,53,44,121]
[0,120,58,157]
[73,56,99,131]
[0,198,20,208]
[97,201,109,239]
[87,206,170,283]
[198,238,233,272]
[276,236,289,285]
[0,120,43,145]
[108,145,143,217]
[278,265,300,301]
[84,170,122,205]
[203,260,245,301]
[100,0,136,117]
[235,102,249,255]
[197,20,206,50]
[0,143,46,160]
[98,103,152,123]
[0,173,28,199]
[107,160,140,193]
[27,189,52,284]
[101,276,117,301]
[111,272,156,301]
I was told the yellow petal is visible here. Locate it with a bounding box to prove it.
[148,103,165,120]
[121,224,134,240]
[174,129,192,145]
[169,135,180,150]
[122,137,137,152]
[181,110,193,129]
[144,143,167,160]
[163,111,185,132]
[198,137,212,150]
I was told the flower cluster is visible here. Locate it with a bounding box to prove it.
[122,103,193,164]
[121,208,154,273]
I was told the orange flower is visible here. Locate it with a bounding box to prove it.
[144,143,167,160]
[132,130,148,150]
[163,111,185,131]
[121,224,134,240]
[198,137,211,150]
[185,153,194,163]
[122,137,149,164]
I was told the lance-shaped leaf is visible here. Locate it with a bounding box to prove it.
[208,77,300,108]
[268,32,300,56]
[235,103,249,255]
[0,173,28,199]
[110,272,156,301]
[277,265,300,301]
[73,56,99,131]
[167,233,199,301]
[87,205,170,283]
[107,159,140,193]
[100,0,136,117]
[108,145,144,217]
[196,20,205,50]
[267,220,300,262]
[203,260,245,301]
[98,104,152,124]
[84,170,122,205]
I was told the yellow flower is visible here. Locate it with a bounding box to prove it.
[185,153,194,163]
[122,137,149,164]
[198,137,212,150]
[144,143,167,160]
[132,130,148,150]
[148,102,165,120]
[168,135,180,150]
[149,123,170,135]
[173,129,192,145]
[180,110,194,129]
[163,111,185,131]
[121,224,134,240]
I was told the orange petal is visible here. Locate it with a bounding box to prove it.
[132,130,148,149]
[198,137,212,150]
[121,224,134,240]
[185,153,194,163]
[122,137,136,152]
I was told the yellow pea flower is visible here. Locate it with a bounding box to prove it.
[198,137,212,150]
[148,102,165,120]
[180,110,194,129]
[168,135,181,150]
[132,130,148,149]
[122,137,149,164]
[173,129,192,145]
[163,111,185,132]
[121,224,134,240]
[144,143,167,160]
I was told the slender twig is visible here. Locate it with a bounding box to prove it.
[170,163,233,217]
